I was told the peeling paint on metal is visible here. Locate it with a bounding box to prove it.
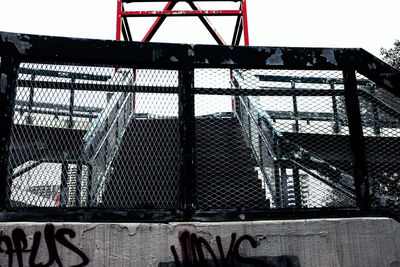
[152,49,162,62]
[321,49,337,66]
[0,73,7,94]
[187,49,195,57]
[266,48,284,66]
[384,78,394,88]
[368,63,377,70]
[221,59,235,65]
[1,33,32,54]
[170,56,178,62]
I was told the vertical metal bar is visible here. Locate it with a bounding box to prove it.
[87,164,93,206]
[27,74,35,124]
[116,96,120,141]
[178,66,195,217]
[121,5,133,41]
[369,84,380,135]
[247,97,251,143]
[121,19,130,42]
[258,117,264,169]
[116,0,122,41]
[280,168,288,207]
[292,166,302,208]
[231,3,243,46]
[69,85,74,129]
[273,136,282,208]
[291,81,299,132]
[273,161,281,208]
[343,69,370,211]
[241,0,249,45]
[60,160,68,207]
[0,56,19,209]
[75,161,82,207]
[331,82,340,134]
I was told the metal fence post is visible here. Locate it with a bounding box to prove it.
[330,82,340,134]
[291,80,299,132]
[69,80,75,129]
[273,136,282,208]
[27,74,35,124]
[179,65,195,217]
[343,68,370,211]
[60,157,69,207]
[0,56,19,209]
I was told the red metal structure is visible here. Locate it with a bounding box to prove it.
[116,0,250,46]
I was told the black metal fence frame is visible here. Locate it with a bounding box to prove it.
[0,31,399,222]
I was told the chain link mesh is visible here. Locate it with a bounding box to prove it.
[356,72,400,216]
[9,63,180,209]
[194,68,359,210]
[6,61,400,215]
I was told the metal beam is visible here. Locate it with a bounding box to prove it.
[187,1,227,45]
[231,10,243,45]
[179,66,196,217]
[343,68,370,211]
[142,1,177,42]
[0,32,399,92]
[0,56,19,209]
[121,10,242,17]
[121,5,133,41]
[123,0,241,2]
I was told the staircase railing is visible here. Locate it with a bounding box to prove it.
[81,91,134,206]
[233,70,357,208]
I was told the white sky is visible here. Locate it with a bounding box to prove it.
[0,0,398,58]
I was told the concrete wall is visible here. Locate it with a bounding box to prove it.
[0,217,399,266]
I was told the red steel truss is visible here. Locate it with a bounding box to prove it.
[116,0,250,46]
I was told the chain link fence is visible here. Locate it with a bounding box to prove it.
[6,63,400,214]
[356,74,400,216]
[9,63,182,209]
[1,33,400,221]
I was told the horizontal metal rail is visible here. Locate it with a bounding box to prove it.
[19,68,111,81]
[15,100,102,113]
[14,108,98,120]
[256,74,371,85]
[121,10,242,17]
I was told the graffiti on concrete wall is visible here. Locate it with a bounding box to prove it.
[0,223,89,267]
[0,225,300,266]
[161,230,300,267]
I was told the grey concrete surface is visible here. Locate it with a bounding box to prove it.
[0,217,398,266]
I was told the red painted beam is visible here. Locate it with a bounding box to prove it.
[121,10,242,17]
[116,0,123,40]
[241,0,249,45]
[142,1,176,42]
